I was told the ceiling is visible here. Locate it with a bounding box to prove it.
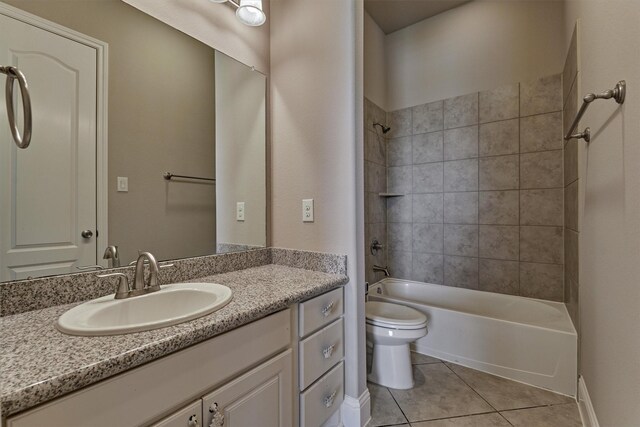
[364,0,472,34]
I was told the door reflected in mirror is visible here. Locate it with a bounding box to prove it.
[0,0,266,282]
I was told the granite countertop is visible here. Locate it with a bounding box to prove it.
[0,264,348,418]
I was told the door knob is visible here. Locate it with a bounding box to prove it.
[81,230,93,239]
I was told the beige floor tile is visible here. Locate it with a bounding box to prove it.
[411,413,511,427]
[446,363,573,411]
[368,382,408,427]
[411,351,442,365]
[500,403,582,427]
[389,364,493,422]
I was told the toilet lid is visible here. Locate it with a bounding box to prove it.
[365,301,427,329]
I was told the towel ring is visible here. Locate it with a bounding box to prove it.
[1,66,32,149]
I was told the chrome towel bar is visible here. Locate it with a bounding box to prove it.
[0,65,32,149]
[163,172,216,183]
[565,80,626,143]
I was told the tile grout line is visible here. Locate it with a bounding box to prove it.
[442,361,502,414]
[384,384,411,427]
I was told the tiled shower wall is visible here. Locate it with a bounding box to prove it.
[384,74,566,301]
[563,25,580,327]
[364,99,388,285]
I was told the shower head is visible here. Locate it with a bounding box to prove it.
[373,122,391,134]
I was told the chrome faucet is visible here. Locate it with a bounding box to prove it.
[373,265,390,277]
[103,245,120,268]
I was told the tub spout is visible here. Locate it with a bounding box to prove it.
[373,265,390,277]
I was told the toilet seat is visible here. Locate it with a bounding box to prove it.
[365,301,427,330]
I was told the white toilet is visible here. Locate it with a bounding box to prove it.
[366,301,428,389]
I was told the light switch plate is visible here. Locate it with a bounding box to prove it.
[236,202,245,221]
[117,177,128,192]
[302,199,314,222]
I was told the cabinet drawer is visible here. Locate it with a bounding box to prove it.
[299,318,344,390]
[300,362,344,427]
[299,288,343,337]
[150,401,202,427]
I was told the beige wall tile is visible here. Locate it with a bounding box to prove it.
[413,132,444,164]
[520,73,562,116]
[444,192,478,225]
[444,225,478,257]
[413,223,444,254]
[520,151,563,189]
[520,226,563,264]
[444,255,479,289]
[479,155,519,190]
[520,112,563,153]
[444,159,478,192]
[412,253,444,284]
[388,107,412,138]
[479,119,519,157]
[387,136,411,166]
[414,163,445,193]
[479,259,519,295]
[520,262,564,301]
[479,190,519,225]
[479,225,519,260]
[479,83,519,124]
[444,125,479,160]
[520,189,563,226]
[413,100,444,134]
[444,92,479,129]
[413,193,444,223]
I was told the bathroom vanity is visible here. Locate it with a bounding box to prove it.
[0,250,348,427]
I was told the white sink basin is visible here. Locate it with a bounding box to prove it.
[57,283,233,336]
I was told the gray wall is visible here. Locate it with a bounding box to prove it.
[384,74,565,301]
[5,0,217,263]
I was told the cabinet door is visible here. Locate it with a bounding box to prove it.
[202,350,293,427]
[151,401,202,427]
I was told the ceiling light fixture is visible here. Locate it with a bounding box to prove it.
[209,0,266,27]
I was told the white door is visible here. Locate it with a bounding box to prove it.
[0,13,97,281]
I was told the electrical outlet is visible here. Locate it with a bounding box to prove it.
[302,199,314,222]
[236,202,245,221]
[117,177,128,192]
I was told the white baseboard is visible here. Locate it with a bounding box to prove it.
[341,388,371,427]
[578,376,599,427]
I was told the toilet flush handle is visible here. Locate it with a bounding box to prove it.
[321,301,335,317]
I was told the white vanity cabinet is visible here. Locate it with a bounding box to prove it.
[297,288,345,426]
[7,309,293,427]
[202,350,293,427]
[6,287,346,427]
[150,401,202,427]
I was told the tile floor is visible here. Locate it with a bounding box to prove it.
[369,352,582,427]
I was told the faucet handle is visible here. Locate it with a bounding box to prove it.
[76,265,104,271]
[159,263,174,269]
[97,273,130,299]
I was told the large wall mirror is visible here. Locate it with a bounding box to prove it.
[0,0,266,282]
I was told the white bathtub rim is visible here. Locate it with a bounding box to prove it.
[370,292,577,336]
[411,344,577,398]
[369,280,577,336]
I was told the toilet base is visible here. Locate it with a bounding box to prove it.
[367,342,414,389]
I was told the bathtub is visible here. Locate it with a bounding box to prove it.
[368,278,577,396]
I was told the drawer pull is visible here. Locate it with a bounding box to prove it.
[323,390,338,408]
[321,301,335,317]
[322,344,336,359]
[208,403,224,427]
[188,414,199,427]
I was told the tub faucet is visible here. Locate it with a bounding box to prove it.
[373,265,390,277]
